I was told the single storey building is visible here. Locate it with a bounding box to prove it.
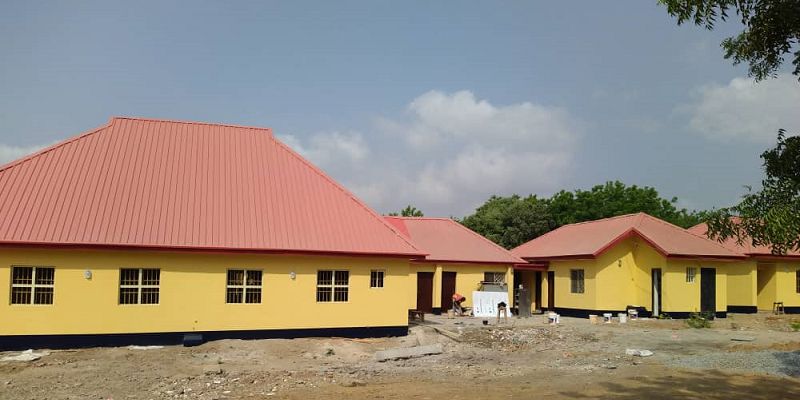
[511,213,745,318]
[0,117,426,349]
[384,217,525,315]
[689,223,800,313]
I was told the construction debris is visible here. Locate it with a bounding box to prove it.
[127,345,165,350]
[731,336,756,342]
[625,349,653,357]
[1,349,49,362]
[432,327,463,342]
[374,344,444,362]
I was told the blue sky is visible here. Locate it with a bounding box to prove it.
[2,1,798,216]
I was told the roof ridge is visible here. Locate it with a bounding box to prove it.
[0,119,114,175]
[111,116,274,133]
[269,135,424,254]
[640,213,745,256]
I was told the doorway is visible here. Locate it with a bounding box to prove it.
[700,268,716,314]
[440,272,457,312]
[652,268,662,317]
[535,271,543,311]
[547,271,555,310]
[416,272,434,313]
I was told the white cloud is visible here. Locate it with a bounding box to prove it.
[0,143,48,165]
[688,74,800,143]
[281,90,580,217]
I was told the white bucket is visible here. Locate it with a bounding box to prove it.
[603,313,613,323]
[628,309,639,320]
[618,313,627,324]
[548,312,558,324]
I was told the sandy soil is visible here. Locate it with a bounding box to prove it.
[1,313,799,399]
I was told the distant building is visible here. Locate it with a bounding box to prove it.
[512,213,745,318]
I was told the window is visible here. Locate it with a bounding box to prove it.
[317,270,349,302]
[370,270,385,288]
[484,272,506,284]
[119,268,160,304]
[10,266,55,305]
[686,267,697,283]
[226,270,262,303]
[570,269,585,294]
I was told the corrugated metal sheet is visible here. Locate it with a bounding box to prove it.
[688,222,800,257]
[512,213,743,260]
[384,217,525,264]
[0,117,423,256]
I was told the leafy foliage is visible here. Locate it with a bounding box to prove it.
[461,181,704,249]
[659,0,800,81]
[686,312,713,328]
[706,130,800,254]
[388,205,424,217]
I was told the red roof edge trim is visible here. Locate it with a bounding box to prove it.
[514,263,547,271]
[410,259,519,266]
[0,242,425,259]
[0,119,114,174]
[520,254,596,261]
[668,254,746,261]
[268,137,423,254]
[750,254,800,260]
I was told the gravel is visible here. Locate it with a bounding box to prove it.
[664,350,800,377]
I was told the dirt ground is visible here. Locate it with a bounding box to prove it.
[1,313,799,400]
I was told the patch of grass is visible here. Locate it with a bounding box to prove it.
[790,321,800,332]
[686,312,713,329]
[325,348,335,356]
[657,313,672,320]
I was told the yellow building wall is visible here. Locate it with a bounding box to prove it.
[725,261,757,308]
[547,237,732,315]
[774,262,800,308]
[756,262,778,310]
[0,248,411,336]
[549,259,598,310]
[408,263,512,310]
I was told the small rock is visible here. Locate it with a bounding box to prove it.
[203,365,223,375]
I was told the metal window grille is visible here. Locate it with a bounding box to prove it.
[483,272,505,284]
[370,270,384,288]
[570,269,585,294]
[686,267,697,283]
[119,268,160,304]
[226,269,262,303]
[317,270,348,302]
[10,266,55,305]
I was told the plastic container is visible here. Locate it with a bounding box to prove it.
[618,312,628,323]
[603,313,613,323]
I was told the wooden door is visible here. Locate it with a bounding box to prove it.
[652,268,662,317]
[441,272,457,312]
[547,271,555,310]
[701,268,716,314]
[416,272,434,313]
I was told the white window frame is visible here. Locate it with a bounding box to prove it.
[226,269,263,304]
[317,270,349,302]
[570,269,585,294]
[10,266,55,305]
[686,267,697,283]
[119,268,160,305]
[370,270,385,288]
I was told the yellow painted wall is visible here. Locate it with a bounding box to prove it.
[0,248,411,336]
[547,238,732,314]
[725,261,757,308]
[408,263,512,310]
[774,262,800,308]
[756,263,777,310]
[549,259,597,310]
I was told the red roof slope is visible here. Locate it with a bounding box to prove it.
[512,213,743,260]
[0,117,423,257]
[688,223,800,257]
[384,217,525,264]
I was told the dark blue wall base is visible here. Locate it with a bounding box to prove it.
[0,325,409,351]
[727,305,758,314]
[784,306,800,314]
[552,307,726,320]
[431,307,442,315]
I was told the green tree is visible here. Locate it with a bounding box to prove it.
[461,195,554,249]
[706,130,800,254]
[388,205,424,217]
[659,0,800,81]
[548,181,704,228]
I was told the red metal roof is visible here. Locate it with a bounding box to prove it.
[688,222,800,258]
[384,217,525,264]
[0,117,423,257]
[512,213,744,260]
